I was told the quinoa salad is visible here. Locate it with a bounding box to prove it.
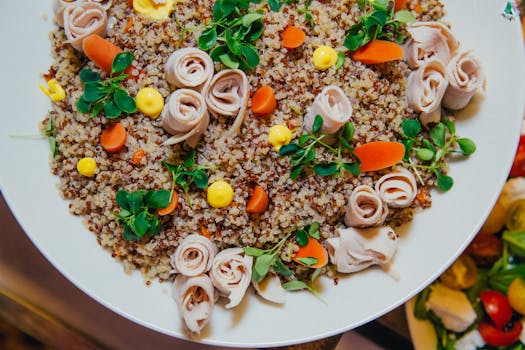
[37,0,484,335]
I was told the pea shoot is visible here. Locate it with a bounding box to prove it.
[76,52,137,119]
[344,0,416,51]
[401,118,476,192]
[279,115,361,180]
[198,0,263,70]
[9,114,58,157]
[114,189,171,241]
[268,0,315,28]
[162,149,209,204]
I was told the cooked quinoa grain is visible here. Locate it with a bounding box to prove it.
[44,0,445,281]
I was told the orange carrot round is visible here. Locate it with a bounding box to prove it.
[100,123,127,153]
[246,185,269,214]
[394,0,406,11]
[351,40,405,65]
[131,149,145,164]
[282,25,306,49]
[200,226,212,239]
[251,85,277,116]
[293,237,328,269]
[353,141,405,172]
[158,192,179,216]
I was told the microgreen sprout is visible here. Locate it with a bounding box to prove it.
[344,0,416,51]
[198,0,263,70]
[401,118,476,192]
[76,52,137,119]
[9,114,58,157]
[278,115,361,180]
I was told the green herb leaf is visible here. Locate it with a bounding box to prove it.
[502,231,525,257]
[242,13,262,27]
[145,189,171,209]
[76,97,92,114]
[312,115,323,133]
[240,44,260,69]
[457,138,476,156]
[311,268,322,283]
[80,69,101,83]
[268,0,282,11]
[48,137,57,157]
[116,190,130,210]
[123,224,140,241]
[192,169,209,189]
[308,222,320,239]
[402,119,421,138]
[371,0,389,12]
[313,162,338,176]
[279,143,300,156]
[436,172,453,192]
[219,0,236,18]
[296,229,309,247]
[342,162,361,176]
[147,214,162,235]
[198,26,218,50]
[297,257,318,266]
[254,253,275,278]
[219,52,240,69]
[83,82,105,102]
[335,52,345,70]
[442,119,456,134]
[282,280,308,291]
[273,258,294,277]
[127,191,144,213]
[430,123,446,148]
[290,164,304,180]
[243,246,266,257]
[394,10,416,25]
[416,148,435,161]
[134,210,149,237]
[112,52,134,75]
[91,101,105,117]
[341,122,354,141]
[114,89,137,114]
[104,100,122,119]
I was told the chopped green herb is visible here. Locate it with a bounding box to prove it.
[76,52,137,119]
[282,280,327,305]
[279,115,360,180]
[401,118,476,192]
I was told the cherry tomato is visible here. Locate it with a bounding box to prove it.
[510,135,525,177]
[480,290,513,329]
[467,234,502,268]
[439,254,478,290]
[478,320,523,347]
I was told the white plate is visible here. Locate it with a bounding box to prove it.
[0,0,524,347]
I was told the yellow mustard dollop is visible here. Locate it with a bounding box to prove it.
[38,79,66,102]
[133,0,174,20]
[136,87,164,118]
[268,124,292,152]
[77,157,97,177]
[207,180,234,208]
[312,46,338,70]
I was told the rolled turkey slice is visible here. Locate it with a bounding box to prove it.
[58,2,108,52]
[374,168,417,208]
[326,226,398,273]
[209,248,253,309]
[204,69,249,136]
[407,59,448,117]
[344,185,388,228]
[405,21,459,69]
[170,234,217,277]
[442,51,485,110]
[165,48,214,91]
[172,274,215,334]
[161,89,210,148]
[303,85,352,134]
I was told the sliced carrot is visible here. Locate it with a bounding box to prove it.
[353,141,405,172]
[127,0,134,7]
[282,25,306,49]
[82,34,123,74]
[200,226,212,239]
[100,123,127,153]
[158,192,179,216]
[394,0,406,11]
[293,237,328,269]
[131,149,145,164]
[246,185,269,214]
[351,40,404,65]
[251,85,277,116]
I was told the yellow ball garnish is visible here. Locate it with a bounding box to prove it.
[77,157,97,177]
[268,124,292,151]
[38,79,66,102]
[133,0,174,20]
[136,87,164,118]
[207,180,234,208]
[312,46,338,70]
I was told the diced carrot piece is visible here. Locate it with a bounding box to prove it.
[353,141,405,172]
[293,237,329,269]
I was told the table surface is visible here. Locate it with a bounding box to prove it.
[0,192,411,350]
